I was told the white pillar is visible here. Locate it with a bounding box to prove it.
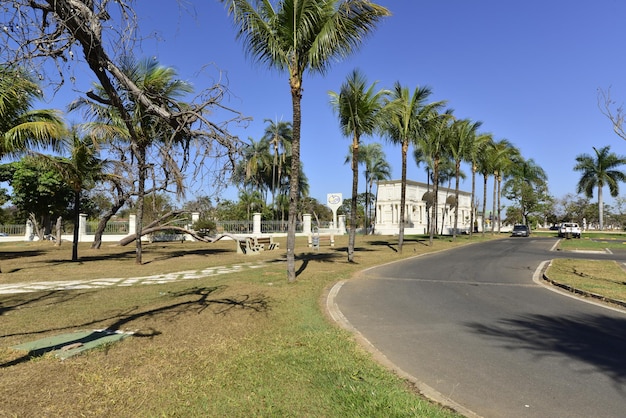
[338,214,346,234]
[302,213,311,235]
[25,219,33,241]
[129,214,136,236]
[253,212,261,234]
[79,214,87,242]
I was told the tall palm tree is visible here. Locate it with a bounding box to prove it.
[468,132,491,236]
[330,69,387,262]
[222,0,390,281]
[360,142,391,234]
[489,139,520,233]
[445,118,482,240]
[574,145,626,229]
[380,83,444,251]
[0,66,66,158]
[262,119,292,216]
[419,108,453,244]
[38,129,105,261]
[476,136,496,234]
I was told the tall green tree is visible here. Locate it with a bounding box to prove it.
[445,118,481,239]
[418,108,452,244]
[574,145,626,229]
[330,69,386,262]
[38,130,105,260]
[503,157,548,226]
[360,142,391,234]
[467,132,491,236]
[489,139,520,233]
[262,119,293,215]
[221,0,390,281]
[381,83,443,250]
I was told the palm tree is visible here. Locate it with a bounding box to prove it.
[0,66,66,159]
[38,129,105,261]
[72,57,194,263]
[476,136,495,234]
[445,118,482,239]
[419,108,453,244]
[491,140,520,233]
[380,83,444,251]
[468,132,491,235]
[330,69,387,262]
[262,119,292,216]
[360,142,391,234]
[222,0,390,281]
[574,145,626,229]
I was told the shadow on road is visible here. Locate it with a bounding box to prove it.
[466,313,626,388]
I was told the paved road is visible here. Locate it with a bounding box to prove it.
[330,237,626,418]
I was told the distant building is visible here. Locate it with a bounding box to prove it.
[374,179,476,235]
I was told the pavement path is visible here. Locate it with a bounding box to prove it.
[0,261,270,294]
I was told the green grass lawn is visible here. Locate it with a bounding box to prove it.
[1,235,473,417]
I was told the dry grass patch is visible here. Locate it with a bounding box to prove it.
[0,235,478,417]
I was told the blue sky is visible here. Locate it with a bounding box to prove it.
[46,1,626,209]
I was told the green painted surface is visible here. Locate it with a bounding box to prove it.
[11,330,132,360]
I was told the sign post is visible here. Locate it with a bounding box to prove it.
[326,193,342,231]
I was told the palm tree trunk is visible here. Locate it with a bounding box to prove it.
[286,78,302,282]
[72,191,80,260]
[491,173,497,233]
[482,174,488,235]
[497,176,502,233]
[348,135,359,262]
[470,164,477,237]
[453,161,461,240]
[430,156,440,246]
[598,185,604,230]
[398,139,408,252]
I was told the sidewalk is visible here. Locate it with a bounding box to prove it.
[0,261,270,294]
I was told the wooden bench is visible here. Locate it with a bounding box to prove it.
[253,236,280,251]
[237,237,262,255]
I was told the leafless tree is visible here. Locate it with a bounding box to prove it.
[598,87,626,141]
[1,1,247,263]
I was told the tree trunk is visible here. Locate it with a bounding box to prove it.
[135,146,146,265]
[55,216,63,248]
[348,135,359,262]
[72,190,80,260]
[491,173,497,233]
[598,185,604,230]
[286,76,302,282]
[482,175,488,235]
[470,163,477,238]
[430,156,440,246]
[398,139,408,252]
[452,161,461,240]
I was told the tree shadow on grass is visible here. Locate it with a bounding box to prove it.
[465,313,626,389]
[1,285,271,368]
[295,252,342,277]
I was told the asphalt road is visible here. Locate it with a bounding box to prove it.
[330,237,626,418]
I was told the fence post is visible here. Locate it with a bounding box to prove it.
[303,213,311,235]
[128,214,136,236]
[253,212,261,235]
[79,214,87,242]
[338,215,346,235]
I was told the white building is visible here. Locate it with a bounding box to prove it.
[374,179,475,235]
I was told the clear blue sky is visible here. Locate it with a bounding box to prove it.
[47,1,626,209]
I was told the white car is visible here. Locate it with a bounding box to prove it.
[558,222,581,238]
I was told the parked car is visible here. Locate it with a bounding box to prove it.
[511,224,530,237]
[558,222,581,238]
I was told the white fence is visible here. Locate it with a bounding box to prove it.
[0,213,347,243]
